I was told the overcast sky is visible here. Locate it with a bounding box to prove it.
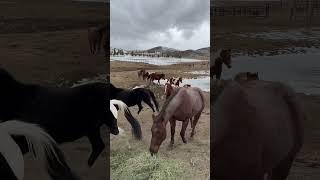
[111,0,209,51]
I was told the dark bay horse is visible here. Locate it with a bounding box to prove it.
[110,84,159,114]
[234,72,259,82]
[149,73,165,84]
[142,72,150,80]
[211,49,232,80]
[0,68,142,168]
[0,120,79,180]
[150,87,205,155]
[212,80,304,180]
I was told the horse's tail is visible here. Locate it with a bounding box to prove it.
[110,100,142,140]
[197,88,206,114]
[282,85,305,155]
[147,89,159,112]
[0,120,79,180]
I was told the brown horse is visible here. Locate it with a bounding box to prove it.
[211,49,232,80]
[174,77,183,87]
[234,72,259,82]
[150,87,205,155]
[88,25,107,56]
[212,80,304,180]
[149,73,165,84]
[137,69,146,79]
[164,83,175,99]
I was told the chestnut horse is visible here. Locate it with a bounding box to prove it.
[164,83,175,99]
[211,49,232,80]
[150,87,205,155]
[212,80,304,180]
[149,73,165,84]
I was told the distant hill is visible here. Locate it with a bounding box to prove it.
[146,46,209,59]
[146,46,179,53]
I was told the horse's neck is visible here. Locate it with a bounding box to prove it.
[162,95,181,122]
[214,57,223,66]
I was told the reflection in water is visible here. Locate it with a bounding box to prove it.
[111,56,206,65]
[220,52,320,95]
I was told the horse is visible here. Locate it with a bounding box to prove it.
[174,77,183,87]
[142,72,150,81]
[150,87,205,155]
[0,68,142,167]
[137,69,146,79]
[0,120,79,180]
[149,73,165,84]
[110,83,159,114]
[234,72,259,82]
[164,83,176,100]
[211,80,304,180]
[167,77,176,85]
[88,25,106,55]
[211,49,232,80]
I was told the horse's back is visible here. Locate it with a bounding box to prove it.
[213,80,304,177]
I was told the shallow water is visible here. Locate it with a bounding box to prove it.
[221,51,320,95]
[110,55,205,65]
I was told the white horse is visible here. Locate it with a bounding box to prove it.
[0,120,78,180]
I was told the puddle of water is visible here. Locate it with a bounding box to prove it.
[110,55,205,65]
[221,52,320,95]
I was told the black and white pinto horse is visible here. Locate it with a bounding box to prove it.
[110,83,159,114]
[0,68,142,168]
[211,49,232,80]
[0,120,79,180]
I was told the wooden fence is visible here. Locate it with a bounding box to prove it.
[212,4,271,17]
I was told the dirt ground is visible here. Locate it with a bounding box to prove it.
[110,60,210,180]
[0,0,109,180]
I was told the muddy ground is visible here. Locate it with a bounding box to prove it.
[0,0,108,180]
[110,60,210,180]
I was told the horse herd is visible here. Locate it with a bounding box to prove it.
[0,47,307,180]
[0,66,206,179]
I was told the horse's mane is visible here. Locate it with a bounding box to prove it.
[156,87,183,122]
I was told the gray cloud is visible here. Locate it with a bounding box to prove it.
[111,0,210,50]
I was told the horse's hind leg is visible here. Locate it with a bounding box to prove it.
[191,113,201,137]
[137,102,143,114]
[180,119,189,143]
[170,120,176,145]
[87,130,105,167]
[143,97,155,112]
